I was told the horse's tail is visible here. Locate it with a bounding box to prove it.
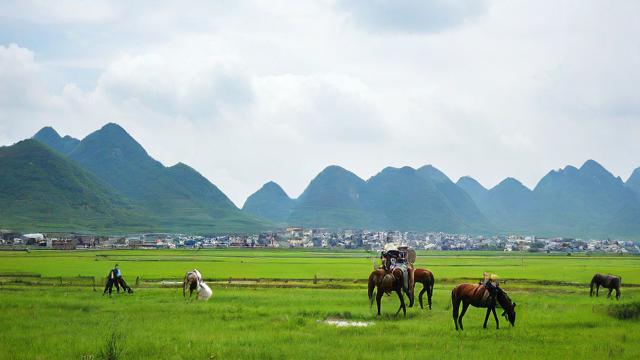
[429,272,435,302]
[368,272,376,306]
[182,272,189,297]
[451,287,460,330]
[589,274,598,296]
[371,258,379,270]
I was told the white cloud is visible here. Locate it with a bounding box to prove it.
[1,0,640,205]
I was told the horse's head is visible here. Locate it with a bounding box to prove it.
[497,289,517,326]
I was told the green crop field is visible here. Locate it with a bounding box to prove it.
[0,249,639,359]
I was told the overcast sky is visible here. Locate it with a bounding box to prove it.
[1,0,639,207]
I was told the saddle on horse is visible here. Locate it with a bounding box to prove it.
[381,245,417,292]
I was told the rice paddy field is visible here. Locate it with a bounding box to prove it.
[0,249,639,359]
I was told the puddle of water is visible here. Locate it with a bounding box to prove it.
[323,319,372,327]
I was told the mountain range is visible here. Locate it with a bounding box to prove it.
[10,123,271,233]
[246,162,640,239]
[0,122,638,238]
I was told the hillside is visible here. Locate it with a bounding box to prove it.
[531,160,640,238]
[627,167,640,198]
[0,140,146,232]
[416,166,493,232]
[31,124,271,233]
[285,165,493,233]
[33,126,80,155]
[479,177,534,232]
[242,181,295,224]
[288,165,369,228]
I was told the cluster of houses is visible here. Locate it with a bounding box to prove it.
[1,228,638,254]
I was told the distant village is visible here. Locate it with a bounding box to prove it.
[1,228,638,254]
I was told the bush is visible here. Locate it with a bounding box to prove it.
[608,302,640,320]
[98,331,125,360]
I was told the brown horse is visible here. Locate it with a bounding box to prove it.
[451,283,516,331]
[183,269,202,298]
[590,273,621,300]
[413,268,434,310]
[368,268,408,316]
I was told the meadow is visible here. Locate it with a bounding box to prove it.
[0,249,639,359]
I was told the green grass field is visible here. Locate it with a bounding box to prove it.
[0,249,639,359]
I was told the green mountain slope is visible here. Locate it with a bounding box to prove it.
[481,177,534,232]
[416,165,493,231]
[627,167,640,198]
[242,181,295,224]
[288,165,369,228]
[33,126,80,155]
[456,176,488,205]
[33,123,271,233]
[531,160,640,238]
[363,166,462,232]
[0,140,146,232]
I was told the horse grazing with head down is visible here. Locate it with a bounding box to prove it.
[183,269,203,298]
[590,273,621,300]
[368,268,408,316]
[451,283,516,331]
[412,268,434,310]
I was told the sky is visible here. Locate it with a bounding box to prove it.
[1,0,639,207]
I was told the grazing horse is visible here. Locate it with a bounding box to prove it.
[590,273,621,300]
[368,268,408,316]
[451,283,516,331]
[413,268,434,310]
[183,269,203,298]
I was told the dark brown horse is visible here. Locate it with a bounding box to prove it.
[413,268,434,310]
[451,283,516,331]
[368,268,408,316]
[590,273,621,300]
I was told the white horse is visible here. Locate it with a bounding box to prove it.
[183,269,212,300]
[197,282,212,300]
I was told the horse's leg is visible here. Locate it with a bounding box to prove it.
[492,307,499,329]
[607,288,612,299]
[483,308,491,329]
[395,289,406,317]
[427,279,433,310]
[183,277,187,298]
[407,288,414,308]
[590,281,594,297]
[452,294,460,331]
[616,287,621,300]
[376,288,383,316]
[596,284,600,297]
[407,269,415,308]
[418,285,427,309]
[395,290,402,315]
[458,302,470,331]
